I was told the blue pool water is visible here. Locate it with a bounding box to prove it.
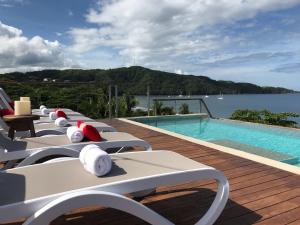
[133,116,300,167]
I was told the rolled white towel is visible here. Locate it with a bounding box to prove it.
[40,105,46,110]
[55,117,69,127]
[49,112,57,120]
[41,107,50,115]
[79,144,112,176]
[79,144,97,164]
[67,126,84,143]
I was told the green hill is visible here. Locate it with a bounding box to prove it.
[1,66,294,95]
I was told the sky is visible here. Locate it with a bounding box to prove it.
[1,0,300,90]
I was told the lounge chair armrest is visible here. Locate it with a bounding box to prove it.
[16,148,79,167]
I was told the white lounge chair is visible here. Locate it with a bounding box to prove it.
[0,150,229,225]
[0,131,151,168]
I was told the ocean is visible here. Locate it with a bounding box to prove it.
[135,93,300,124]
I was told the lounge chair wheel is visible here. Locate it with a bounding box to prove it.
[131,188,156,198]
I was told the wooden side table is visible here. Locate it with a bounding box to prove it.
[3,114,40,140]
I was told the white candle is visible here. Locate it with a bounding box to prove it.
[14,101,31,115]
[20,97,30,101]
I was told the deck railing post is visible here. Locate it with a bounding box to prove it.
[115,85,118,118]
[147,85,150,116]
[199,100,202,114]
[200,99,213,118]
[108,85,112,119]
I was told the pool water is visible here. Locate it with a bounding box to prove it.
[133,116,300,167]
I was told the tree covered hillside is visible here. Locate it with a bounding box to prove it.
[1,66,294,95]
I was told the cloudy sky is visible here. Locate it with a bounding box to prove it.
[1,0,300,90]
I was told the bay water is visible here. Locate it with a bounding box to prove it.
[135,93,300,124]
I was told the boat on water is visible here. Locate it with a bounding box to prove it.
[204,95,209,98]
[218,92,223,100]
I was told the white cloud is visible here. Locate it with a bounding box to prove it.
[0,21,74,72]
[174,69,183,75]
[174,69,189,75]
[69,0,300,64]
[0,0,24,7]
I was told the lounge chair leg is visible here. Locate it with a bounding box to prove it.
[194,171,229,225]
[23,190,174,225]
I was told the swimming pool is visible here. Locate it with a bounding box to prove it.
[132,115,300,167]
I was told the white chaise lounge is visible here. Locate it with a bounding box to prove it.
[0,150,229,225]
[0,132,151,168]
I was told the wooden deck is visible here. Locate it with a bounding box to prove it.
[7,119,300,225]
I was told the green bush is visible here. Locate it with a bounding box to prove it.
[179,103,190,114]
[152,101,175,115]
[230,109,299,128]
[161,106,175,115]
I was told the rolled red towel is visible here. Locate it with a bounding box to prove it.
[0,109,14,117]
[78,122,101,142]
[56,110,67,119]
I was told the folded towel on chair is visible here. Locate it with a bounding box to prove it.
[55,117,68,127]
[79,144,112,176]
[41,108,50,115]
[67,126,84,143]
[49,112,57,120]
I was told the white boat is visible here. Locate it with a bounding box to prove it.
[205,95,209,98]
[217,92,223,100]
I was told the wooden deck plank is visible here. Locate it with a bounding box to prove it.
[4,118,300,225]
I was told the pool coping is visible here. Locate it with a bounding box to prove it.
[119,117,300,175]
